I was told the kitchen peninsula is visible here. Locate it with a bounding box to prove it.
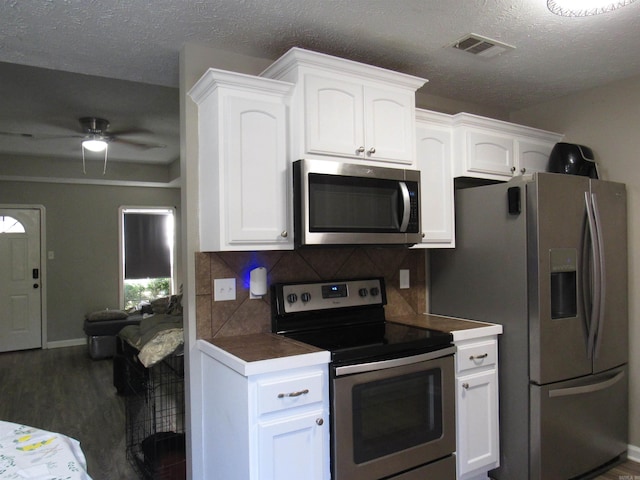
[198,314,502,480]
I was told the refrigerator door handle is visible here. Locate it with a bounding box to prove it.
[584,191,601,359]
[548,370,624,398]
[591,193,607,359]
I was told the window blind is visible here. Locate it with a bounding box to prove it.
[124,213,171,279]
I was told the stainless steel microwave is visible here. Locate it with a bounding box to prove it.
[293,159,422,247]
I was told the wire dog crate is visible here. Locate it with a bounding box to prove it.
[125,353,186,479]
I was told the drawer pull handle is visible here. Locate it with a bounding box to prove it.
[469,353,488,361]
[278,389,309,399]
[462,383,470,390]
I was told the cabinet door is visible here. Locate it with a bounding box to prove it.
[456,369,499,478]
[517,139,555,175]
[304,75,364,158]
[225,96,292,249]
[465,130,515,178]
[415,123,454,246]
[364,86,415,164]
[258,409,327,480]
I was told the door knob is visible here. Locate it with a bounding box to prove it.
[33,284,39,289]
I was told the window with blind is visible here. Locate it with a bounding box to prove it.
[120,207,175,310]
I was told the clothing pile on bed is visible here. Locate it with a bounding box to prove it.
[118,294,184,367]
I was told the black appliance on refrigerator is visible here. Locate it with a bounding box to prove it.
[430,172,628,479]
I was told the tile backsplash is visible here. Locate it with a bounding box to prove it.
[195,247,427,339]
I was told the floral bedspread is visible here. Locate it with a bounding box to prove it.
[0,421,91,479]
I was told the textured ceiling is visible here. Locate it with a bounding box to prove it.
[1,0,639,167]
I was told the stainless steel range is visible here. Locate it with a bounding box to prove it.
[271,277,456,480]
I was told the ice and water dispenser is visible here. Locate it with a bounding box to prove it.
[550,248,577,319]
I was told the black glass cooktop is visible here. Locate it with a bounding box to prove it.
[284,320,453,365]
[271,277,453,365]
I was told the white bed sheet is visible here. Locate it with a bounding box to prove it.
[0,420,92,479]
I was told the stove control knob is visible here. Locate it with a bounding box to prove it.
[301,292,311,303]
[370,287,380,297]
[358,288,368,297]
[286,293,298,304]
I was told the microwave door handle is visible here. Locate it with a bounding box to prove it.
[399,181,410,232]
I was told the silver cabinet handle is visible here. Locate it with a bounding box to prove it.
[278,389,309,398]
[316,418,324,426]
[280,230,288,238]
[469,353,488,360]
[510,166,516,173]
[356,146,365,154]
[462,383,470,390]
[520,167,526,174]
[367,147,376,155]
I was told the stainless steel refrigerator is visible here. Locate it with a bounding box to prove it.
[430,172,628,480]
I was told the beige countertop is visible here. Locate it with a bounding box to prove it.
[388,313,503,341]
[198,314,502,376]
[197,333,330,376]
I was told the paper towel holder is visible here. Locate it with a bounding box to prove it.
[250,267,267,299]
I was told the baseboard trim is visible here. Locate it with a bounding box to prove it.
[46,338,87,349]
[628,444,640,463]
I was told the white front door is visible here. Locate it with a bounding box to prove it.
[0,208,42,352]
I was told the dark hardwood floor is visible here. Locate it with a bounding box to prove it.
[595,459,640,479]
[1,345,638,480]
[0,345,139,480]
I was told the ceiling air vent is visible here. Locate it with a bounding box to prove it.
[451,34,515,59]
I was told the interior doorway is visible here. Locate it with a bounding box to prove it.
[0,207,44,352]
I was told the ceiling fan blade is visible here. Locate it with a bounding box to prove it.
[0,131,83,140]
[110,137,167,149]
[108,128,153,137]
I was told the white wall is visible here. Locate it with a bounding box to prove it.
[179,43,274,479]
[511,74,640,448]
[0,180,180,342]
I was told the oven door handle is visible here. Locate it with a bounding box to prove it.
[334,346,456,377]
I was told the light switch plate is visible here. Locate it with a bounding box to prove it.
[399,269,410,289]
[214,278,236,301]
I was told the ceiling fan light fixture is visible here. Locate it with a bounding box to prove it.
[547,0,636,16]
[82,137,108,152]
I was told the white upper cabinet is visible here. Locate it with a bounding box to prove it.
[452,113,563,181]
[189,69,295,251]
[415,109,455,248]
[262,47,426,166]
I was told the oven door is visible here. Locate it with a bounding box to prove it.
[331,348,456,480]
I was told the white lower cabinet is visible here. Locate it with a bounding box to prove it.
[258,409,326,478]
[199,347,330,480]
[455,337,500,480]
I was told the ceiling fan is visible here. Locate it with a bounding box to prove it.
[0,117,167,174]
[77,117,168,174]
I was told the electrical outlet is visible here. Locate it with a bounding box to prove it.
[214,278,236,301]
[399,269,410,289]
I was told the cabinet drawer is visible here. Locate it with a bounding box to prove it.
[257,371,324,415]
[456,340,497,373]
